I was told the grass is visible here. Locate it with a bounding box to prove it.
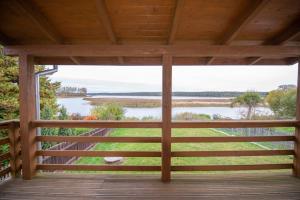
[75,128,293,174]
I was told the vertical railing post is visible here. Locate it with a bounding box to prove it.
[161,54,172,182]
[19,54,37,179]
[8,122,20,177]
[294,58,300,177]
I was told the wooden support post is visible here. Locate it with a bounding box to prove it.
[161,54,172,182]
[19,54,37,179]
[8,123,20,177]
[294,58,300,177]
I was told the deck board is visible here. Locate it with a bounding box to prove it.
[0,173,300,200]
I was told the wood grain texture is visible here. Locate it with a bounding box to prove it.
[161,54,172,182]
[168,0,184,44]
[0,137,10,146]
[207,0,269,64]
[172,136,295,143]
[171,150,294,157]
[36,150,161,157]
[36,136,161,143]
[172,120,298,128]
[8,124,21,177]
[11,0,80,64]
[19,54,37,180]
[1,173,300,200]
[4,45,300,57]
[36,164,161,171]
[294,58,300,177]
[94,0,124,64]
[32,120,162,128]
[171,164,293,171]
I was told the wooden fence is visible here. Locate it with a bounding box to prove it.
[41,128,111,164]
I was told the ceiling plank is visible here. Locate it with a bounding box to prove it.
[168,0,185,44]
[5,45,300,58]
[95,0,124,64]
[11,0,80,65]
[206,0,269,65]
[249,17,300,65]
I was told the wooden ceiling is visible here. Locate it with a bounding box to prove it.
[0,0,299,65]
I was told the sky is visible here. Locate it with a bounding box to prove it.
[49,64,298,93]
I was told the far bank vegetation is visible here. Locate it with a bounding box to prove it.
[57,86,87,97]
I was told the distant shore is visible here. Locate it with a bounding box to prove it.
[84,97,233,107]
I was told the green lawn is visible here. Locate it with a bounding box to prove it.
[75,128,293,173]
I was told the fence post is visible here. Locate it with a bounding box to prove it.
[294,58,300,177]
[8,122,21,177]
[161,54,172,182]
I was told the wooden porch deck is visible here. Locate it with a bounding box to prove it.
[1,173,300,200]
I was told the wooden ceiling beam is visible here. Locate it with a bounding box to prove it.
[95,0,124,64]
[249,17,300,65]
[0,32,15,46]
[168,0,185,45]
[11,0,80,65]
[5,45,300,58]
[206,0,269,65]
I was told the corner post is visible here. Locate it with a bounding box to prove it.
[161,54,172,182]
[294,58,300,177]
[8,122,21,177]
[19,54,37,179]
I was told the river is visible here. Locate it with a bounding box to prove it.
[57,96,272,119]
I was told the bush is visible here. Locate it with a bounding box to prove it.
[83,115,97,120]
[91,103,125,120]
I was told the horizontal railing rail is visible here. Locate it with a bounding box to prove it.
[36,136,162,143]
[31,119,300,128]
[37,164,161,171]
[31,120,162,128]
[32,119,297,174]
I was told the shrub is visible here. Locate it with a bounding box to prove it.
[83,115,97,120]
[91,103,125,120]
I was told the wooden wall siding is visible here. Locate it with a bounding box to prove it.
[0,0,299,65]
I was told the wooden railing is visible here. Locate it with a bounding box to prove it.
[0,120,21,181]
[31,119,298,177]
[0,119,298,181]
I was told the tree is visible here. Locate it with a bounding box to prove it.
[231,91,263,119]
[40,106,58,149]
[91,103,125,120]
[57,106,72,136]
[265,88,296,119]
[0,46,60,120]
